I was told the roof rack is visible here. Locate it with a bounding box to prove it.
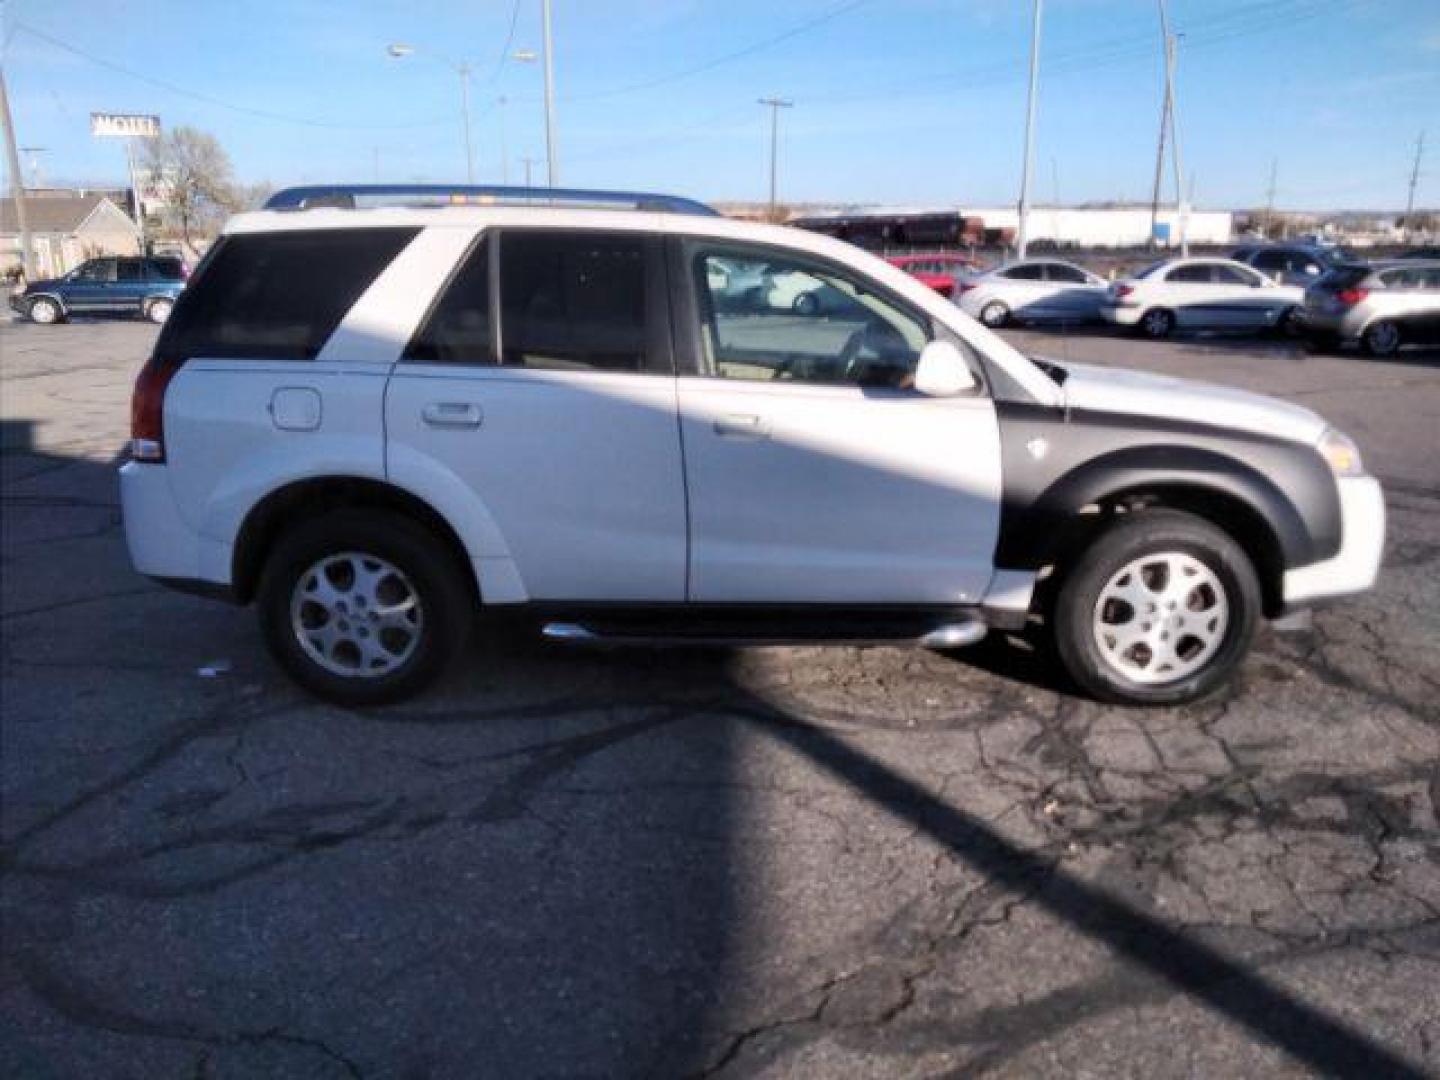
[263,184,718,216]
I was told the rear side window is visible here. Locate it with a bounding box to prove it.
[1167,264,1213,284]
[498,231,659,373]
[154,228,418,362]
[406,239,493,364]
[1045,263,1087,283]
[1004,264,1044,280]
[116,258,145,282]
[1212,264,1257,285]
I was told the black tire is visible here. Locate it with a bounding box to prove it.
[257,509,475,706]
[1362,320,1402,358]
[979,301,1010,328]
[1139,308,1175,338]
[1278,306,1304,338]
[1051,510,1260,706]
[27,296,63,325]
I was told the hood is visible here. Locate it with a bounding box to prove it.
[23,278,63,293]
[1055,360,1328,446]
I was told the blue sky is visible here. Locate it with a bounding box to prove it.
[2,0,1436,210]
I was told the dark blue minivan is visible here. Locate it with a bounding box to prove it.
[10,255,187,325]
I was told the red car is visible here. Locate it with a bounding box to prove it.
[886,253,975,298]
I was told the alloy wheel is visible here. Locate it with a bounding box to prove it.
[1091,552,1228,685]
[289,552,424,678]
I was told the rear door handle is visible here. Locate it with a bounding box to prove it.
[712,414,770,439]
[422,401,483,428]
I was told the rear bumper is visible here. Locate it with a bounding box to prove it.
[1100,302,1142,326]
[1282,475,1384,608]
[120,460,232,595]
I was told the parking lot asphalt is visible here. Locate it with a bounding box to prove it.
[1,317,1437,1078]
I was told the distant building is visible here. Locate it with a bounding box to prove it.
[0,194,142,279]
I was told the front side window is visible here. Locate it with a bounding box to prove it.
[1251,251,1286,272]
[1004,264,1045,281]
[116,258,145,283]
[155,228,418,363]
[691,246,931,389]
[1213,264,1258,286]
[75,259,116,283]
[1045,263,1087,284]
[499,231,656,373]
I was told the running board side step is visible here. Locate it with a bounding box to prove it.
[540,618,988,650]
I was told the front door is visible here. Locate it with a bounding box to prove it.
[64,257,117,311]
[384,228,688,602]
[674,240,1002,605]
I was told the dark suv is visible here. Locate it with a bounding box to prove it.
[1230,244,1350,288]
[11,255,187,325]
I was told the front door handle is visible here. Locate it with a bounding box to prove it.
[712,414,770,439]
[422,401,483,429]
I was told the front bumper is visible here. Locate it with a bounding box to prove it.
[1282,475,1384,607]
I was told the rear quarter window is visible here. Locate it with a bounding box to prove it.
[154,228,418,362]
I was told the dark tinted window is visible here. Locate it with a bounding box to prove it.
[1250,250,1287,271]
[499,231,655,373]
[1212,264,1256,285]
[1004,264,1044,280]
[1167,264,1213,283]
[75,258,116,282]
[155,229,417,362]
[1045,263,1087,283]
[147,257,185,280]
[116,258,145,282]
[1316,264,1370,290]
[406,239,492,364]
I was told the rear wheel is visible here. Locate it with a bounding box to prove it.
[979,301,1010,328]
[1278,306,1304,337]
[1052,510,1260,705]
[1362,320,1402,358]
[258,510,474,706]
[1140,308,1175,338]
[28,297,62,325]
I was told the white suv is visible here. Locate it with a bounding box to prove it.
[121,185,1384,706]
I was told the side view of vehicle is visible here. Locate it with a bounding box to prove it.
[1299,259,1440,357]
[956,259,1109,327]
[120,185,1383,709]
[1102,257,1304,338]
[887,253,976,298]
[10,255,187,324]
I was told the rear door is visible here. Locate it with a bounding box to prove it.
[672,238,1001,604]
[998,262,1054,318]
[383,228,688,602]
[115,257,149,311]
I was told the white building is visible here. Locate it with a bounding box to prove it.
[966,206,1233,248]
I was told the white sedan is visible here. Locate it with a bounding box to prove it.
[1101,257,1305,338]
[957,259,1109,327]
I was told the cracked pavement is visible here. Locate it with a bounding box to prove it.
[1,317,1437,1078]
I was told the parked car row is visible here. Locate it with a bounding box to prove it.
[886,245,1440,356]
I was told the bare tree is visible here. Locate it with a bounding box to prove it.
[141,126,242,254]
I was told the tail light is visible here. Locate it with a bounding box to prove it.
[1114,284,1135,299]
[130,358,182,462]
[1335,288,1369,306]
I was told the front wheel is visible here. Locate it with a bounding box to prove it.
[1052,510,1260,705]
[257,510,475,706]
[145,297,174,324]
[979,301,1010,328]
[28,296,63,325]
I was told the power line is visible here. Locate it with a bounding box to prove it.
[13,23,454,130]
[486,0,525,88]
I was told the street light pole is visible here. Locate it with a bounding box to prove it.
[1016,0,1043,259]
[458,62,474,183]
[758,97,792,221]
[540,0,558,186]
[0,64,34,279]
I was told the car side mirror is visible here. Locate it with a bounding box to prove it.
[914,341,977,397]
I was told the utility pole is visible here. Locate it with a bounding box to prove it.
[541,0,558,186]
[1404,131,1425,238]
[1015,0,1043,258]
[1158,0,1188,256]
[0,65,32,279]
[1148,77,1170,249]
[1263,158,1277,238]
[18,145,45,187]
[521,156,538,187]
[497,96,509,184]
[758,97,793,221]
[458,62,475,183]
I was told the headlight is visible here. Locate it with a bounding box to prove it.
[1318,428,1364,477]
